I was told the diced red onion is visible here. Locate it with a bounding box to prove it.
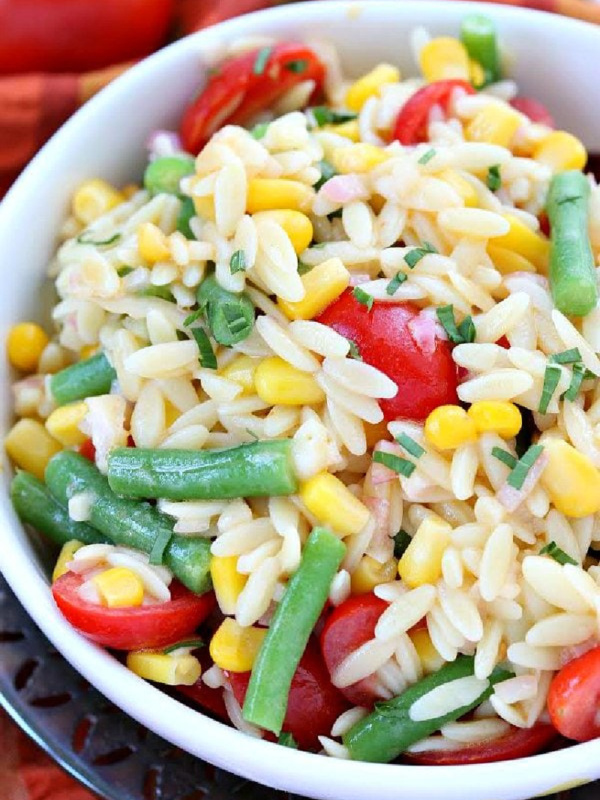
[320,174,368,204]
[497,451,548,512]
[146,130,185,159]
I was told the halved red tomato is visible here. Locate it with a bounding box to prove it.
[548,646,600,742]
[392,79,475,145]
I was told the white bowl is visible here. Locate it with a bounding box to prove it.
[1,2,599,798]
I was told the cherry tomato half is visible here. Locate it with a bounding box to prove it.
[227,637,349,750]
[404,723,557,765]
[180,43,325,153]
[392,79,475,145]
[547,646,600,742]
[52,572,215,651]
[317,292,458,421]
[510,97,555,129]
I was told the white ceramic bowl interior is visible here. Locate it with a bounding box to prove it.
[1,3,600,798]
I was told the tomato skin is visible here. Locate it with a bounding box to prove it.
[227,637,349,750]
[317,292,459,421]
[404,723,557,765]
[178,649,229,721]
[180,43,325,153]
[548,646,600,742]
[510,96,555,129]
[392,79,475,145]
[0,0,174,74]
[79,439,96,462]
[52,572,215,651]
[320,593,389,707]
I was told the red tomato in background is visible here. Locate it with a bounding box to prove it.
[180,43,325,153]
[78,439,96,462]
[319,593,389,707]
[52,572,215,651]
[547,646,600,742]
[317,292,459,421]
[510,96,555,129]
[392,79,475,145]
[404,723,557,765]
[227,637,349,750]
[178,648,229,721]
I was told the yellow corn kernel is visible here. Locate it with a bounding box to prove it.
[439,169,479,208]
[424,405,477,451]
[220,355,258,395]
[420,37,470,82]
[53,540,83,583]
[80,344,99,360]
[209,618,267,672]
[469,59,485,88]
[487,244,537,275]
[351,555,398,595]
[210,555,247,615]
[5,419,62,480]
[93,567,144,608]
[533,130,587,172]
[126,651,201,686]
[540,438,600,518]
[410,628,445,674]
[72,179,124,225]
[330,143,388,175]
[137,222,170,263]
[468,401,522,439]
[7,323,49,372]
[299,472,370,537]
[398,517,451,588]
[323,119,361,142]
[492,215,550,273]
[252,210,313,254]
[247,179,314,214]
[345,64,400,112]
[193,195,215,221]
[466,104,522,148]
[254,357,325,406]
[45,402,88,447]
[278,257,350,320]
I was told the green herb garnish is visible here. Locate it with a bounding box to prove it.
[506,444,544,490]
[550,348,582,364]
[347,338,362,361]
[298,261,313,276]
[117,266,134,277]
[311,107,358,127]
[404,242,438,268]
[563,362,590,402]
[486,164,502,192]
[353,286,374,311]
[184,308,203,326]
[285,59,308,73]
[539,364,562,414]
[373,450,416,478]
[418,148,436,165]
[491,446,518,470]
[314,159,337,190]
[393,529,412,559]
[230,249,247,274]
[386,271,407,296]
[251,122,269,140]
[278,732,298,748]
[436,305,476,344]
[253,46,272,75]
[77,232,121,247]
[192,328,217,370]
[395,433,425,459]
[539,541,577,566]
[163,638,204,654]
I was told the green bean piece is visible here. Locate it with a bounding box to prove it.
[343,656,513,762]
[547,170,597,317]
[107,440,298,501]
[49,352,116,406]
[177,196,196,239]
[460,13,501,87]
[196,273,255,346]
[243,527,346,734]
[11,471,107,548]
[143,155,196,197]
[45,451,212,594]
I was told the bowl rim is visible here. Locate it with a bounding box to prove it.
[1,2,600,797]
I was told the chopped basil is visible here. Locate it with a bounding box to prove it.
[506,444,544,491]
[138,285,175,302]
[563,362,587,402]
[77,232,121,247]
[539,541,577,566]
[395,433,425,459]
[353,286,374,311]
[298,261,313,276]
[117,266,134,277]
[251,122,269,140]
[550,348,582,365]
[252,46,272,75]
[486,164,502,192]
[230,249,247,274]
[538,364,562,414]
[386,271,407,296]
[163,638,204,654]
[192,327,217,370]
[436,305,476,345]
[184,308,203,326]
[285,59,308,73]
[347,338,362,361]
[373,450,416,478]
[491,446,518,470]
[311,107,358,127]
[393,529,412,559]
[327,208,343,220]
[314,159,337,190]
[278,732,298,748]
[404,242,438,268]
[418,148,436,165]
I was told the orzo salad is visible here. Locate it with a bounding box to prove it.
[7,13,600,763]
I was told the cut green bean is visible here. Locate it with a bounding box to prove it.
[177,196,196,239]
[49,352,116,406]
[460,13,501,87]
[343,656,512,763]
[45,451,212,594]
[11,471,107,548]
[196,274,255,346]
[243,527,346,734]
[107,440,298,501]
[144,155,196,197]
[547,170,597,317]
